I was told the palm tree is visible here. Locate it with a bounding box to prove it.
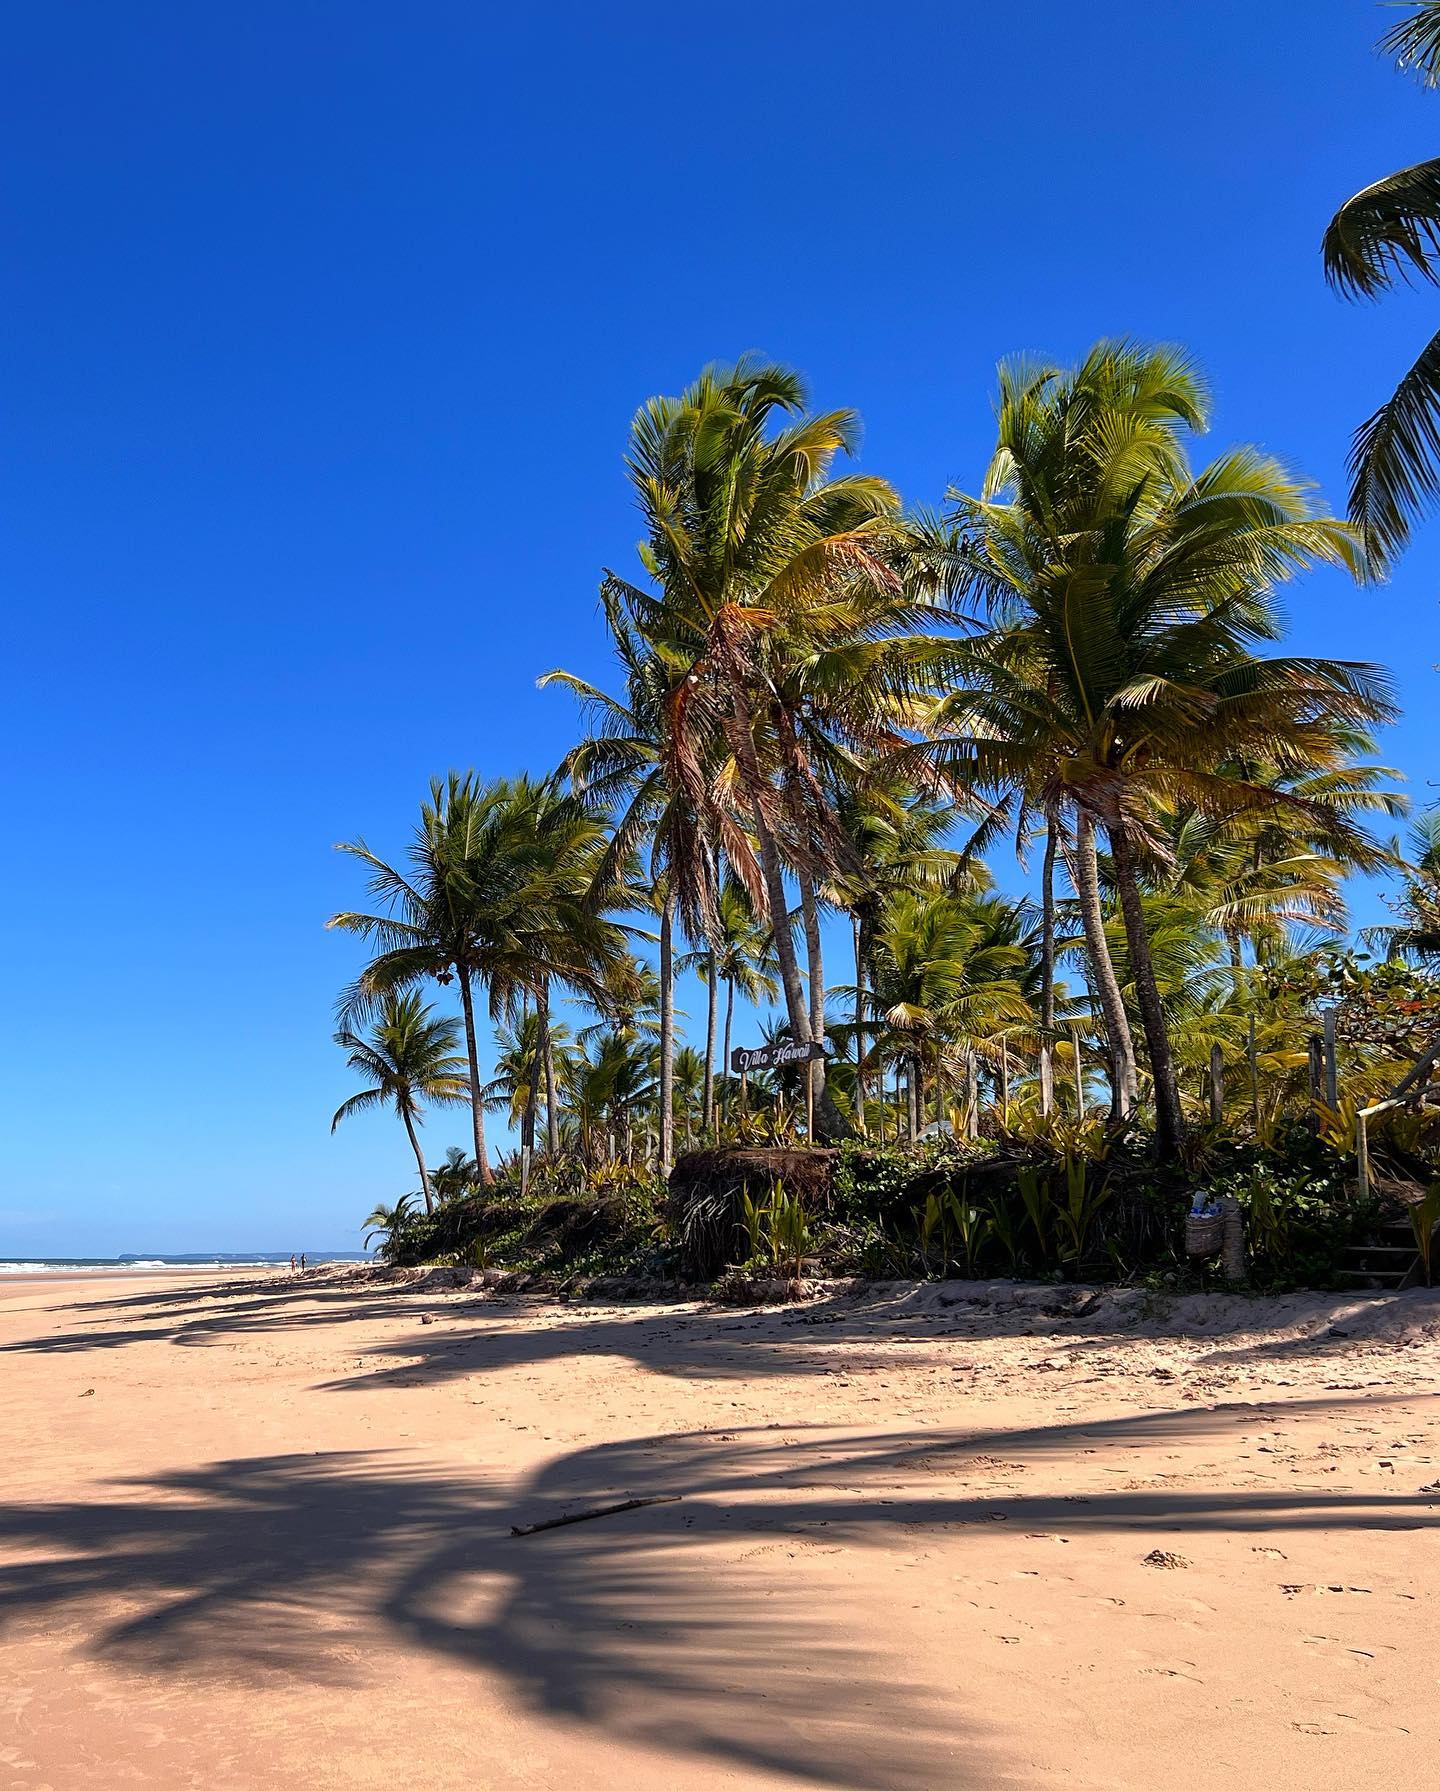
[361,1192,418,1258]
[672,1045,707,1148]
[484,1010,574,1153]
[700,878,781,1123]
[826,779,968,1131]
[1369,811,1440,960]
[558,1029,658,1167]
[1324,2,1440,568]
[542,594,716,1179]
[331,992,469,1213]
[429,1145,482,1203]
[329,773,620,1184]
[928,342,1396,1154]
[601,356,948,1139]
[858,889,1032,1141]
[1154,748,1404,965]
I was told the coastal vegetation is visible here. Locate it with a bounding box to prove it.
[329,7,1440,1289]
[328,339,1439,1291]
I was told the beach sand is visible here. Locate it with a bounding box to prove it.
[1,1268,1436,1791]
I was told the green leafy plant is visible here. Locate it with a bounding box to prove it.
[740,1189,766,1263]
[768,1186,813,1281]
[1016,1164,1054,1262]
[1410,1183,1440,1286]
[917,1190,950,1274]
[1054,1154,1113,1271]
[945,1190,992,1276]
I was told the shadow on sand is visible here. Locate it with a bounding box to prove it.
[0,1405,1435,1789]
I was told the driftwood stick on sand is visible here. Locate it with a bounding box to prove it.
[510,1493,682,1537]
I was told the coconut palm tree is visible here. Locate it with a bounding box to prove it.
[361,1192,418,1258]
[1324,2,1440,568]
[826,779,969,1130]
[857,889,1033,1141]
[695,878,781,1124]
[927,342,1396,1154]
[329,773,621,1184]
[429,1145,482,1203]
[602,356,951,1139]
[331,992,469,1213]
[1154,747,1405,965]
[558,1029,658,1167]
[542,593,718,1179]
[672,1045,707,1148]
[484,1010,574,1153]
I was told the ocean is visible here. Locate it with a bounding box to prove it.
[0,1253,371,1275]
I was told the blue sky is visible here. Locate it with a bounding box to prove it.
[5,1,1439,1255]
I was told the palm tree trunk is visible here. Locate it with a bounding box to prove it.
[754,812,811,1044]
[1072,812,1138,1115]
[721,976,735,1126]
[1108,819,1184,1156]
[799,867,830,1123]
[520,1013,541,1196]
[749,813,850,1142]
[399,1104,434,1215]
[658,890,675,1179]
[853,911,868,1133]
[907,1050,919,1142]
[542,985,559,1156]
[721,661,813,1052]
[456,968,493,1186]
[702,948,717,1135]
[1038,816,1058,1116]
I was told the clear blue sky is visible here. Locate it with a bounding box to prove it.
[5,2,1438,1255]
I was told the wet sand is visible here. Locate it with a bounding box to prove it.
[1,1268,1436,1790]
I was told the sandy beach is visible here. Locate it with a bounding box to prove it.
[1,1268,1436,1791]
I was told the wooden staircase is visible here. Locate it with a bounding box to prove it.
[1336,1204,1431,1291]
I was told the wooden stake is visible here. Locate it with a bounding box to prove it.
[1322,1006,1339,1109]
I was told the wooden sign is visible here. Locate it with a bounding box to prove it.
[730,1040,826,1074]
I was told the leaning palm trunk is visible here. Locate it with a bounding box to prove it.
[455,968,493,1186]
[754,810,813,1046]
[521,1007,542,1195]
[721,977,735,1126]
[658,893,676,1178]
[852,911,868,1133]
[702,948,717,1135]
[1107,820,1185,1156]
[748,812,849,1138]
[399,1106,433,1215]
[1072,812,1138,1115]
[541,983,559,1156]
[721,660,814,1049]
[799,868,829,1129]
[1038,817,1058,1116]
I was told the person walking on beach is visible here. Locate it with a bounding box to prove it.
[289,1255,297,1272]
[300,1253,307,1272]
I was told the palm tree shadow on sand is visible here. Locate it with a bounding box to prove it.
[0,1437,994,1791]
[0,1411,1434,1789]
